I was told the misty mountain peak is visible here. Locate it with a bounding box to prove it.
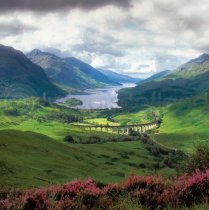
[187,53,209,64]
[28,49,43,56]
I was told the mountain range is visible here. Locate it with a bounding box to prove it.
[27,50,119,89]
[0,45,66,99]
[98,69,141,83]
[0,44,141,99]
[4,43,209,105]
[118,53,209,109]
[137,70,170,85]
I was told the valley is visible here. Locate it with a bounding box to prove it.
[1,45,209,209]
[1,0,209,208]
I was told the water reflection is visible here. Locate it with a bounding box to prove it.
[56,83,136,109]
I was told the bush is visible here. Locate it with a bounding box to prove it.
[164,151,186,169]
[173,170,209,207]
[38,98,51,107]
[185,143,209,174]
[3,108,19,116]
[81,135,103,144]
[1,171,209,209]
[64,135,75,143]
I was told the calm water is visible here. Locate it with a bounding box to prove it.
[56,83,136,109]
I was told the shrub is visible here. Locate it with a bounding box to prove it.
[173,170,209,207]
[3,108,19,116]
[37,98,51,107]
[1,171,209,209]
[185,143,209,174]
[164,151,186,169]
[64,135,75,143]
[79,135,103,144]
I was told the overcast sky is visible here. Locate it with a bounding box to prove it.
[0,0,208,78]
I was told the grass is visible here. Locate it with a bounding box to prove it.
[1,95,208,188]
[0,130,175,188]
[112,92,209,153]
[85,107,161,126]
[151,97,209,153]
[0,98,126,142]
[84,118,119,126]
[113,107,161,125]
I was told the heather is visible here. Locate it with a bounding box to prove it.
[1,170,209,210]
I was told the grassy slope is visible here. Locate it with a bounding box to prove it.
[114,92,209,153]
[152,100,209,152]
[117,55,209,110]
[113,107,161,125]
[85,107,161,127]
[0,98,80,141]
[0,130,174,188]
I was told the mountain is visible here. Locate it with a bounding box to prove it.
[0,45,66,99]
[27,50,118,89]
[98,69,141,83]
[138,70,170,85]
[169,53,209,79]
[64,58,119,85]
[118,53,209,110]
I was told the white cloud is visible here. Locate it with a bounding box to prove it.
[0,0,208,78]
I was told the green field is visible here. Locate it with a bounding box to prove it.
[1,94,209,188]
[151,97,209,152]
[113,93,209,153]
[0,130,176,188]
[0,98,119,142]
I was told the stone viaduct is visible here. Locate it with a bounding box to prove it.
[77,121,159,135]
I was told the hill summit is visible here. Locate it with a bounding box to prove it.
[0,44,66,99]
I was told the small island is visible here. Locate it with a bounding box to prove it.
[61,98,83,107]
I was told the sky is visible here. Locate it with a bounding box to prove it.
[0,0,208,78]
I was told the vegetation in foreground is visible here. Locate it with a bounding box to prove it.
[1,170,209,210]
[1,89,209,210]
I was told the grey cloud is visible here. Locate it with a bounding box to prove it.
[132,0,208,35]
[72,28,124,57]
[0,20,37,38]
[0,0,131,12]
[72,43,124,57]
[43,47,72,58]
[160,1,207,33]
[155,54,190,71]
[193,43,209,54]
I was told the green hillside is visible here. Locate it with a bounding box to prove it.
[151,92,209,152]
[0,98,179,188]
[138,70,170,85]
[115,54,209,152]
[118,54,209,109]
[0,98,126,141]
[0,45,66,99]
[0,129,176,188]
[115,90,209,153]
[171,53,209,78]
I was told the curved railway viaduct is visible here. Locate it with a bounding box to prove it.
[76,121,160,135]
